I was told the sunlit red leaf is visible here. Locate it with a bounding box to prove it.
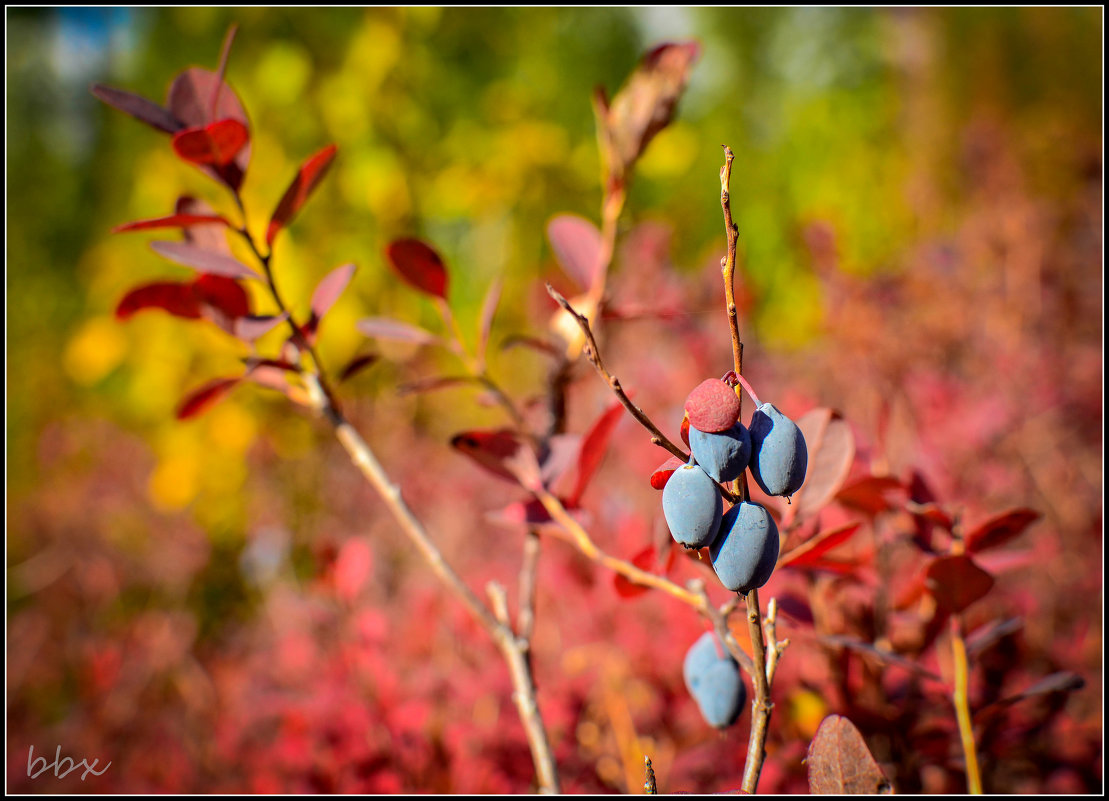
[779,522,863,568]
[650,455,686,490]
[385,238,449,300]
[115,282,201,320]
[176,377,241,420]
[450,429,531,484]
[835,475,905,516]
[964,508,1040,553]
[166,67,251,189]
[112,212,230,233]
[613,546,656,599]
[356,317,444,346]
[547,214,603,293]
[151,241,260,279]
[308,262,356,329]
[807,715,893,795]
[925,554,995,613]
[171,118,249,166]
[90,83,183,133]
[569,401,626,505]
[266,144,338,246]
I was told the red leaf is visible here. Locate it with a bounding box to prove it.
[192,274,250,319]
[113,212,230,233]
[90,83,183,133]
[265,144,338,246]
[151,241,260,280]
[176,377,240,420]
[569,401,626,505]
[965,508,1040,553]
[166,68,251,189]
[807,715,893,795]
[171,119,249,166]
[333,539,374,603]
[116,282,202,320]
[304,262,356,339]
[356,317,444,347]
[450,429,531,484]
[337,353,379,382]
[925,555,995,613]
[384,238,449,300]
[613,546,656,599]
[547,214,603,293]
[835,475,905,516]
[779,522,863,568]
[791,408,855,521]
[680,413,690,446]
[177,196,233,254]
[650,455,687,490]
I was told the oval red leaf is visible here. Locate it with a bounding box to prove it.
[791,408,855,521]
[965,508,1041,553]
[570,401,626,505]
[807,715,893,795]
[547,214,603,293]
[116,282,202,320]
[266,144,338,246]
[779,522,863,568]
[90,83,184,134]
[650,456,686,490]
[171,119,249,166]
[835,475,905,516]
[385,238,449,300]
[356,317,444,347]
[450,429,530,484]
[191,274,250,319]
[176,377,241,420]
[113,212,230,234]
[925,554,995,613]
[613,546,656,599]
[166,67,251,189]
[151,241,260,280]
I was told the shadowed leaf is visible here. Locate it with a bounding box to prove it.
[965,508,1040,553]
[266,144,338,245]
[233,313,288,341]
[835,476,905,516]
[171,118,249,166]
[450,429,531,484]
[547,214,603,293]
[613,546,657,599]
[807,715,893,795]
[90,83,183,133]
[385,238,449,300]
[925,554,994,613]
[177,196,233,254]
[816,636,943,682]
[151,241,260,279]
[975,672,1086,722]
[176,377,241,420]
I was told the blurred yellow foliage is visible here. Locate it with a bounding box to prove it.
[63,316,127,386]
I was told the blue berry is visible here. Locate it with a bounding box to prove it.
[689,422,751,483]
[710,501,780,593]
[662,463,723,549]
[748,403,807,497]
[683,631,746,728]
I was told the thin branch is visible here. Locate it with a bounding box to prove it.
[741,589,772,794]
[518,529,541,642]
[952,614,983,794]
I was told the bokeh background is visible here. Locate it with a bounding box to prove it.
[6,6,1102,794]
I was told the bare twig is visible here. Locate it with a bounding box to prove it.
[518,529,541,642]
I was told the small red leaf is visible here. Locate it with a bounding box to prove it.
[90,83,183,133]
[176,377,240,420]
[547,214,603,293]
[779,522,863,568]
[171,119,249,166]
[384,238,449,300]
[791,408,856,521]
[112,212,230,234]
[337,353,379,382]
[450,429,531,484]
[925,554,995,613]
[356,317,444,346]
[166,67,251,190]
[151,241,260,280]
[835,475,905,516]
[965,508,1040,553]
[116,282,202,320]
[650,456,686,490]
[192,274,250,319]
[266,144,338,246]
[613,546,656,599]
[570,401,626,505]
